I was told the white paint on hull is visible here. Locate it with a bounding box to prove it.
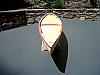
[39,13,63,52]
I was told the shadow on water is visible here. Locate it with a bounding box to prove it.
[51,32,68,73]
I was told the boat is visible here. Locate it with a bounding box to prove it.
[39,13,63,53]
[39,13,68,73]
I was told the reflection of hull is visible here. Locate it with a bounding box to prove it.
[51,32,68,73]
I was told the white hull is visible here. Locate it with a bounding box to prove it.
[39,13,63,53]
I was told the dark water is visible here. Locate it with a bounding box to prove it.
[0,18,100,75]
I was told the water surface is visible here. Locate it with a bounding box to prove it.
[0,18,100,75]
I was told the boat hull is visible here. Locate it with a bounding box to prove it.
[39,13,63,53]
